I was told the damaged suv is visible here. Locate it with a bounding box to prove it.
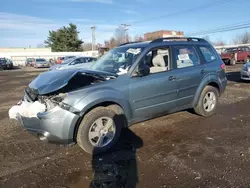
[9,37,227,154]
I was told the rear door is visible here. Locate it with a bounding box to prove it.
[237,47,247,61]
[171,45,206,107]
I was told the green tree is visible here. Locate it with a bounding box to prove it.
[44,23,83,52]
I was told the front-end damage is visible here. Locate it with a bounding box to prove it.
[9,69,117,144]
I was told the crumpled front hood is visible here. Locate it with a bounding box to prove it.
[29,69,117,95]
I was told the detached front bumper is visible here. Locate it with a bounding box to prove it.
[17,105,79,144]
[241,70,250,80]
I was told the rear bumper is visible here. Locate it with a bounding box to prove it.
[17,106,79,144]
[241,70,250,80]
[0,64,7,69]
[221,79,227,94]
[36,64,50,68]
[219,75,227,95]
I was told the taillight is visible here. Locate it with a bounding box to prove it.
[220,63,225,70]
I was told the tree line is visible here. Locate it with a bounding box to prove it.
[44,23,250,52]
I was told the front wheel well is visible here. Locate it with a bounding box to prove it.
[73,101,126,142]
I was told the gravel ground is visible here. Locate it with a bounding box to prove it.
[1,65,250,188]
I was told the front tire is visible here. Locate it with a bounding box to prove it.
[76,107,122,155]
[194,86,219,117]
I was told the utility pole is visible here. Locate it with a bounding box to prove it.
[121,24,130,43]
[91,26,96,51]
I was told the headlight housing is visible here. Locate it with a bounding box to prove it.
[243,65,249,71]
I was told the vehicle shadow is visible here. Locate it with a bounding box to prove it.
[90,128,143,188]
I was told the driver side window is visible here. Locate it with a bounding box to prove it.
[140,47,170,74]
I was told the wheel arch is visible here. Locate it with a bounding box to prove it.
[192,76,221,107]
[72,93,132,142]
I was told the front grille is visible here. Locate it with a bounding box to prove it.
[242,75,249,78]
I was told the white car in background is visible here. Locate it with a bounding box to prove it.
[241,61,250,80]
[49,56,97,71]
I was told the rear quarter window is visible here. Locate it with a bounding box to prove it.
[199,46,217,63]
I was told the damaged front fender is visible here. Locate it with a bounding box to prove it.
[71,89,133,122]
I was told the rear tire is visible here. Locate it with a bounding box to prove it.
[76,107,122,155]
[194,86,219,117]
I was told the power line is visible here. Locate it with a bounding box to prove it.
[130,0,234,25]
[98,0,235,34]
[187,22,250,36]
[187,21,250,36]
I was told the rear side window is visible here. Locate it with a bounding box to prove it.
[173,46,200,69]
[244,47,250,52]
[199,46,217,63]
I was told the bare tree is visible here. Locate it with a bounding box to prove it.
[82,43,93,51]
[241,31,250,44]
[134,35,144,42]
[114,26,126,45]
[202,35,213,43]
[232,31,250,44]
[214,39,226,46]
[104,26,131,49]
[104,37,117,49]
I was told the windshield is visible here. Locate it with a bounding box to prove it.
[224,48,237,53]
[65,56,75,60]
[61,57,76,64]
[91,47,143,74]
[0,58,6,64]
[36,59,46,62]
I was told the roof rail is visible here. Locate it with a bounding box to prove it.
[119,41,141,46]
[150,37,206,43]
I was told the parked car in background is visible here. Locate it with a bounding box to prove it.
[0,58,14,70]
[221,46,250,65]
[49,56,97,71]
[56,57,65,64]
[34,58,50,68]
[10,37,227,155]
[25,58,35,67]
[61,56,76,64]
[241,60,250,80]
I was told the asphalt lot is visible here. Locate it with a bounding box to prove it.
[1,65,250,188]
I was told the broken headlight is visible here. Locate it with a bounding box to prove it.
[59,102,71,111]
[39,93,68,111]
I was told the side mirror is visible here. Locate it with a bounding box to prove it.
[136,63,150,77]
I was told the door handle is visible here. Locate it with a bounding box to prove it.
[201,69,205,74]
[168,76,176,81]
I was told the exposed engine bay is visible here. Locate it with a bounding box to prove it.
[9,71,116,119]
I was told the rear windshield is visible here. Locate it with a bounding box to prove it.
[26,58,33,62]
[0,58,6,63]
[224,48,237,53]
[36,58,46,62]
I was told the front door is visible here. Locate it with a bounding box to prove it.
[129,47,178,121]
[237,47,250,62]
